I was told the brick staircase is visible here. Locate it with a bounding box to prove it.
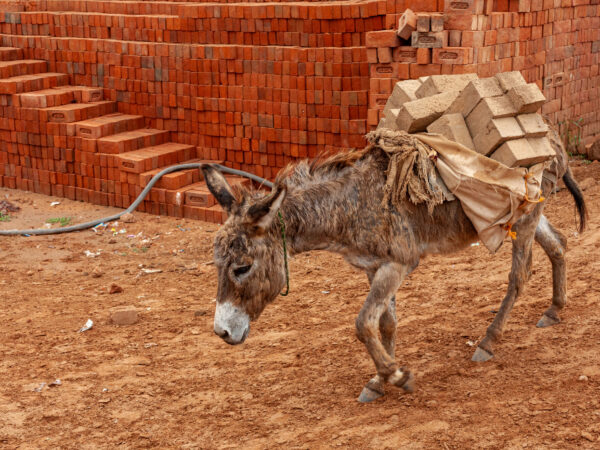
[0,49,250,224]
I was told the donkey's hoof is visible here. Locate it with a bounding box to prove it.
[358,377,385,403]
[471,346,494,362]
[536,313,560,328]
[358,386,384,403]
[388,369,415,393]
[399,371,415,393]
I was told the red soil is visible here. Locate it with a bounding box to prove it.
[0,160,599,448]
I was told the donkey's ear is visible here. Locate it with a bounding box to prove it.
[201,165,237,214]
[246,186,286,231]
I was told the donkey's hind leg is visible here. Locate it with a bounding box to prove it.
[472,204,544,362]
[534,215,568,327]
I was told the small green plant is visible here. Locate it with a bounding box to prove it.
[0,212,11,222]
[559,118,584,155]
[46,217,72,227]
[565,153,592,164]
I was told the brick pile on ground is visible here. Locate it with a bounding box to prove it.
[0,0,598,225]
[378,71,555,168]
[0,47,254,224]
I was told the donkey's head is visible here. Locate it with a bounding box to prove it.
[202,165,287,345]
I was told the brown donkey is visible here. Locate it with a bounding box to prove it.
[202,135,587,402]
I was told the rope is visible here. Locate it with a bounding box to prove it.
[522,172,545,205]
[277,210,290,296]
[503,223,517,240]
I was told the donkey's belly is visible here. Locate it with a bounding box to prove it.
[403,199,479,256]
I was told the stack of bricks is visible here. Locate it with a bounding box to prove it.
[366,0,600,148]
[380,72,555,167]
[0,48,242,223]
[0,0,599,224]
[0,0,387,181]
[0,0,391,224]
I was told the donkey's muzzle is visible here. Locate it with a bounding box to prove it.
[214,324,249,345]
[214,301,250,345]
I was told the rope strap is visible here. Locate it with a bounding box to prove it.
[277,211,290,296]
[522,171,545,205]
[503,223,517,240]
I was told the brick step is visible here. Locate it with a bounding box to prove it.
[0,72,69,94]
[184,204,227,224]
[184,176,259,223]
[184,176,251,208]
[40,100,116,123]
[0,47,24,62]
[97,128,170,154]
[139,158,222,190]
[155,175,251,207]
[117,142,196,174]
[75,113,145,139]
[15,85,103,108]
[0,60,48,79]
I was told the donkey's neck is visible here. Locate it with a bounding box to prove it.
[277,169,363,255]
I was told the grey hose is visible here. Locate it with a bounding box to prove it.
[0,163,273,236]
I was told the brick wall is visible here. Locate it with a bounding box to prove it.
[0,0,598,209]
[2,0,392,180]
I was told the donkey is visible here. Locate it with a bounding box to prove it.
[202,133,587,402]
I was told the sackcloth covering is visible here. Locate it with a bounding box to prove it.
[365,129,554,253]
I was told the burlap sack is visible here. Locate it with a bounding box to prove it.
[414,133,550,252]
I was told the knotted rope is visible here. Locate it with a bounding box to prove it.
[366,129,445,214]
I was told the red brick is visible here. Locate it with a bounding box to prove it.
[432,47,474,65]
[412,31,448,48]
[397,8,417,40]
[377,47,393,63]
[416,14,431,32]
[444,0,483,14]
[365,30,401,48]
[416,48,432,64]
[444,13,475,31]
[392,47,417,63]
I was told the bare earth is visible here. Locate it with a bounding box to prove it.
[1,160,599,449]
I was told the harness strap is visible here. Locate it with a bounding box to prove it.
[277,211,290,296]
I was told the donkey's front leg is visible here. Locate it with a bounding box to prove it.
[356,263,413,402]
[358,295,398,403]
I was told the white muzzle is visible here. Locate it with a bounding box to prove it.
[214,301,250,345]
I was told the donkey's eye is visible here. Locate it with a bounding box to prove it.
[233,265,252,277]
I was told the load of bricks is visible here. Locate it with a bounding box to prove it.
[378,71,554,168]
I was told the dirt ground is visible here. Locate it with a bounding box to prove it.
[1,160,599,449]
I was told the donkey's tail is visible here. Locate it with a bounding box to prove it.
[562,167,588,233]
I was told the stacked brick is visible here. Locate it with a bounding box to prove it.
[0,0,390,224]
[0,51,234,223]
[0,0,386,181]
[0,0,599,225]
[366,0,600,148]
[379,72,555,167]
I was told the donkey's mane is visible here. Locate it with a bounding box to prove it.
[231,147,374,207]
[274,146,372,189]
